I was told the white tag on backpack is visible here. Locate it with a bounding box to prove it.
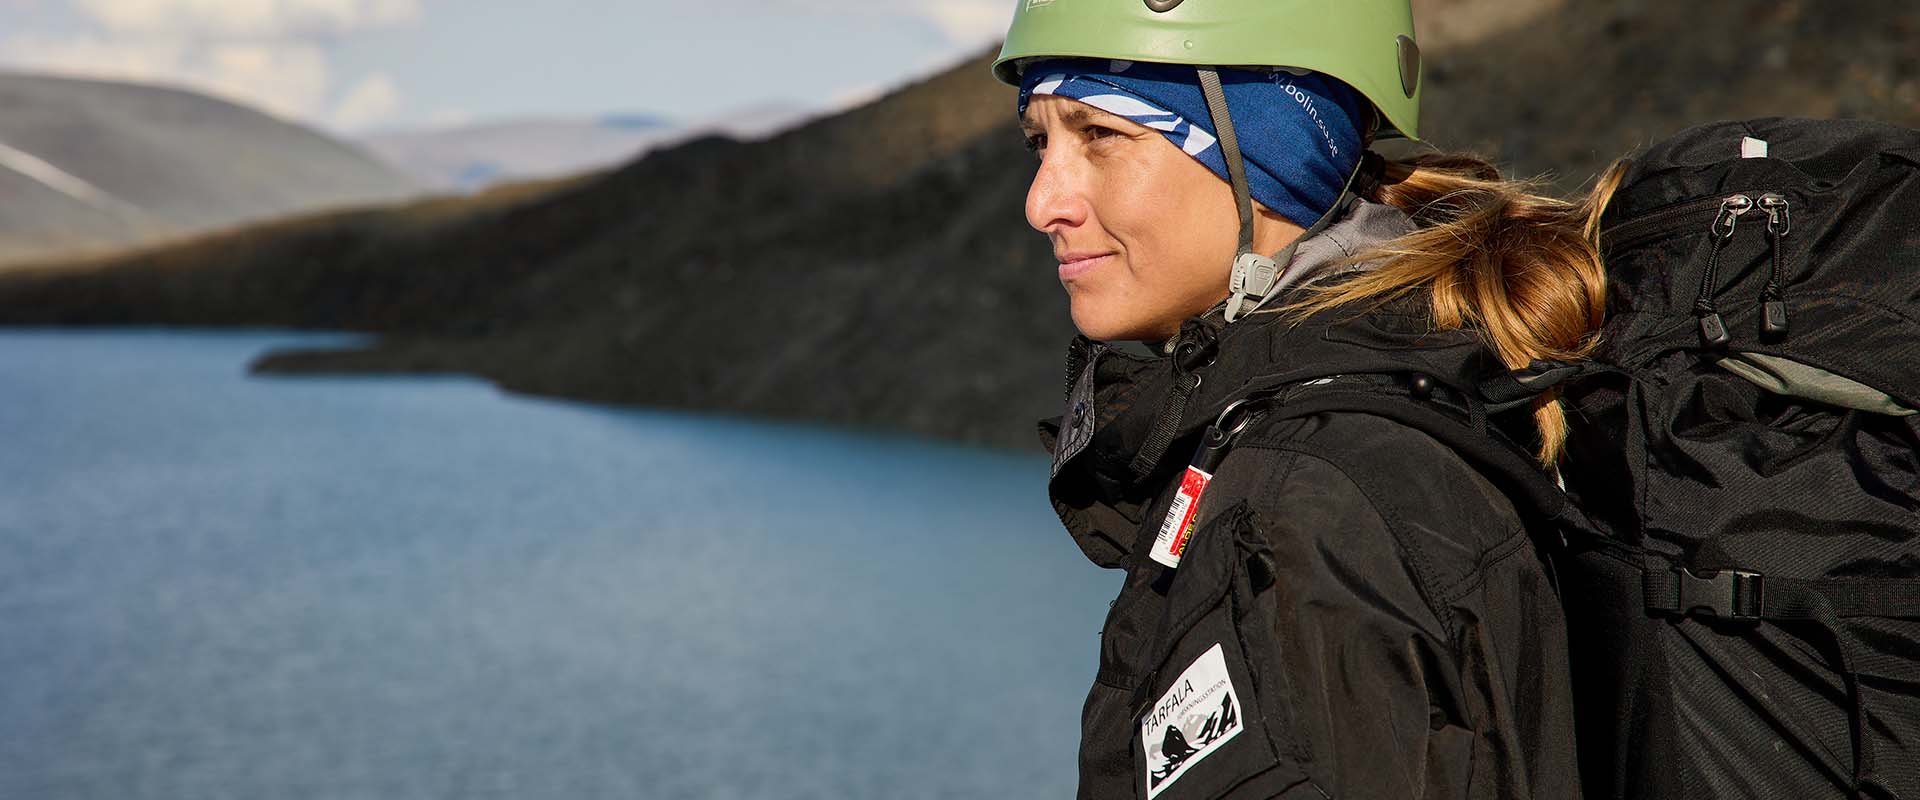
[1142,643,1244,798]
[1741,136,1769,158]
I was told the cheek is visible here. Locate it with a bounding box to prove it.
[1122,159,1236,290]
[1067,142,1241,338]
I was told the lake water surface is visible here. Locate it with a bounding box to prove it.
[0,330,1113,799]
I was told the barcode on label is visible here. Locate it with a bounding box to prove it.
[1150,466,1212,568]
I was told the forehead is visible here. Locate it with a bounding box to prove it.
[1019,96,1126,129]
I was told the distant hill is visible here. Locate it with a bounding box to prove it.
[1,0,1916,450]
[359,104,816,191]
[0,72,422,265]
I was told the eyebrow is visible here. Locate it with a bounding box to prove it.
[1019,105,1123,133]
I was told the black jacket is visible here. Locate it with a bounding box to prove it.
[1036,206,1582,799]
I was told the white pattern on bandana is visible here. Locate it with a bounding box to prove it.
[1028,81,1219,158]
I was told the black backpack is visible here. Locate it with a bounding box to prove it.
[1553,117,1920,799]
[1149,118,1920,797]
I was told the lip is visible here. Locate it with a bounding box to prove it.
[1056,252,1114,281]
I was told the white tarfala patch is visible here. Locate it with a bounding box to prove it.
[1741,136,1770,158]
[1142,643,1243,798]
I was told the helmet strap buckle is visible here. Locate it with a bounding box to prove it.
[1225,252,1278,322]
[1196,64,1366,324]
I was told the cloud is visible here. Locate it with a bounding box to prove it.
[920,0,1012,46]
[330,71,401,130]
[4,32,334,122]
[203,40,333,120]
[828,81,886,112]
[423,107,473,128]
[75,0,420,37]
[0,0,420,131]
[755,0,1012,46]
[3,33,190,81]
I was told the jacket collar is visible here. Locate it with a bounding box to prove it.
[1037,200,1509,568]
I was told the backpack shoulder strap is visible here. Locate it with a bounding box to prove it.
[1214,371,1605,545]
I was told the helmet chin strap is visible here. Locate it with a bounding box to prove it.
[1195,66,1363,323]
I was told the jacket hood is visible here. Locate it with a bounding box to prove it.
[1037,199,1519,568]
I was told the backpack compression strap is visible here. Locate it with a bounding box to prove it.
[1201,371,1597,542]
[1641,555,1920,794]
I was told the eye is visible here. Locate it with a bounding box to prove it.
[1022,132,1047,153]
[1083,124,1120,141]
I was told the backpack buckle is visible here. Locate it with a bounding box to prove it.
[1672,567,1765,621]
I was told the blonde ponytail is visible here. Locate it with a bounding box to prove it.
[1285,152,1628,464]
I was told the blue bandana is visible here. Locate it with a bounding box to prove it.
[1017,59,1366,228]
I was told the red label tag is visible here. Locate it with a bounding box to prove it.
[1149,466,1212,568]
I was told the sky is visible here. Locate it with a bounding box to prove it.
[0,0,1014,134]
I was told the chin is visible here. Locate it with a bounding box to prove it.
[1068,302,1169,344]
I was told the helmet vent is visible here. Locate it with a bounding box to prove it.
[1396,35,1420,98]
[1144,0,1185,12]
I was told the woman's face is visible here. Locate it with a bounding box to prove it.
[1021,94,1301,342]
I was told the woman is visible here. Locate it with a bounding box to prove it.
[995,2,1613,798]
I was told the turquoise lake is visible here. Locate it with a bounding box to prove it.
[0,330,1114,799]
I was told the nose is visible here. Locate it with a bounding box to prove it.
[1025,150,1088,235]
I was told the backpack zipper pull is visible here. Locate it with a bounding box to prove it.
[1693,194,1752,348]
[1758,193,1792,338]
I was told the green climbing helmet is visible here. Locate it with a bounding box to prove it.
[993,0,1422,140]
